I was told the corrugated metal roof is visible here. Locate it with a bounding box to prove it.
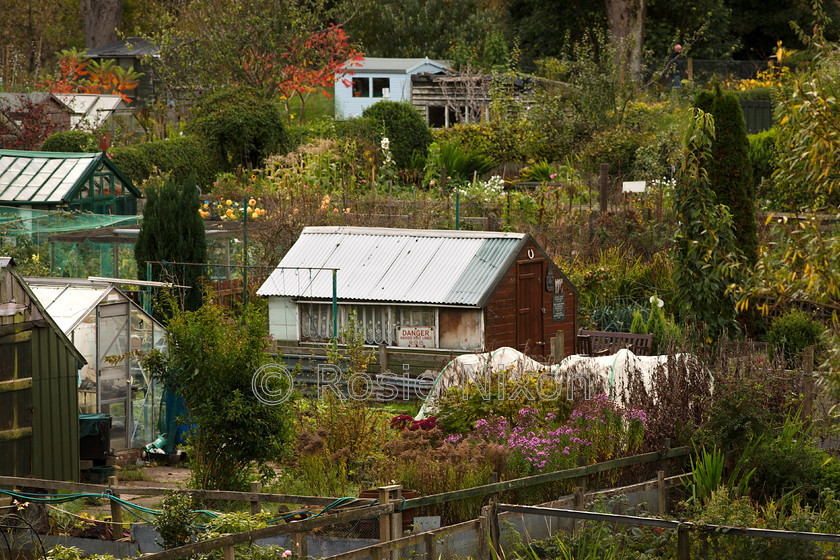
[257,227,526,306]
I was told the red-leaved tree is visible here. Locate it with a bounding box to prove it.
[39,48,142,102]
[275,25,363,124]
[0,98,60,150]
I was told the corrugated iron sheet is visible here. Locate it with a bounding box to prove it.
[257,227,525,306]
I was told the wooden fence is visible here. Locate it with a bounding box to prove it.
[494,504,840,559]
[5,446,685,560]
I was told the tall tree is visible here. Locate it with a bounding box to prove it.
[147,0,355,103]
[135,175,206,312]
[673,109,742,342]
[694,86,757,262]
[605,0,646,79]
[80,0,123,49]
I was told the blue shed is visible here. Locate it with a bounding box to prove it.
[334,57,450,118]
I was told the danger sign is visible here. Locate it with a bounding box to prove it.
[397,326,435,348]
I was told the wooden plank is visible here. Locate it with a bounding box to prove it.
[0,427,32,443]
[402,447,690,509]
[0,476,375,505]
[0,377,32,393]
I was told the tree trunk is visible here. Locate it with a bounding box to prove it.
[605,0,646,81]
[81,0,123,49]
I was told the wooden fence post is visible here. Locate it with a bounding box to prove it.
[599,164,609,213]
[378,486,392,543]
[657,470,666,516]
[250,481,262,515]
[677,525,690,560]
[488,472,499,505]
[108,476,122,541]
[803,346,814,421]
[223,545,235,560]
[391,486,403,553]
[424,531,437,560]
[293,532,308,559]
[488,501,500,559]
[479,506,490,560]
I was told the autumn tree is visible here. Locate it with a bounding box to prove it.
[147,0,359,115]
[739,16,840,377]
[39,48,142,102]
[275,25,362,124]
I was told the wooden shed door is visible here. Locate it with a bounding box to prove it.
[516,260,544,355]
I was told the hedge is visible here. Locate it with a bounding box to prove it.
[110,135,225,191]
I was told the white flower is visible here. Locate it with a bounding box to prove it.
[649,295,664,308]
[380,137,390,151]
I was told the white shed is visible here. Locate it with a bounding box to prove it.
[334,57,450,119]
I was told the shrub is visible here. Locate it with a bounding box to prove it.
[579,125,643,178]
[110,135,223,190]
[362,101,433,169]
[766,310,824,369]
[646,296,667,353]
[186,86,290,169]
[40,130,98,152]
[431,141,496,183]
[630,310,646,334]
[143,299,291,491]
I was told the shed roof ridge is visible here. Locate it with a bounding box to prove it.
[301,226,525,239]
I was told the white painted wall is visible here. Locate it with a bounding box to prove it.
[335,61,446,118]
[268,296,298,343]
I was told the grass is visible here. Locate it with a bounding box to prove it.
[118,464,150,482]
[282,88,335,124]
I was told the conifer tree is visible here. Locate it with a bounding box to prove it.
[693,86,757,262]
[135,175,206,311]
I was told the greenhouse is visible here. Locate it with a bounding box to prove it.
[27,277,166,450]
[0,150,142,215]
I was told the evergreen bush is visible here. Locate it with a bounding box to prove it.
[362,101,433,169]
[40,130,97,152]
[186,86,290,170]
[766,310,824,369]
[134,175,206,311]
[630,310,647,334]
[693,86,757,262]
[111,135,223,190]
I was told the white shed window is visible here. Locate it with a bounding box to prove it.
[352,77,370,97]
[373,78,390,98]
[299,303,437,346]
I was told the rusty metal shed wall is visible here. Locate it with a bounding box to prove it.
[257,227,526,305]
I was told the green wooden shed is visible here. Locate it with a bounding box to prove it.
[0,257,86,481]
[0,150,142,215]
